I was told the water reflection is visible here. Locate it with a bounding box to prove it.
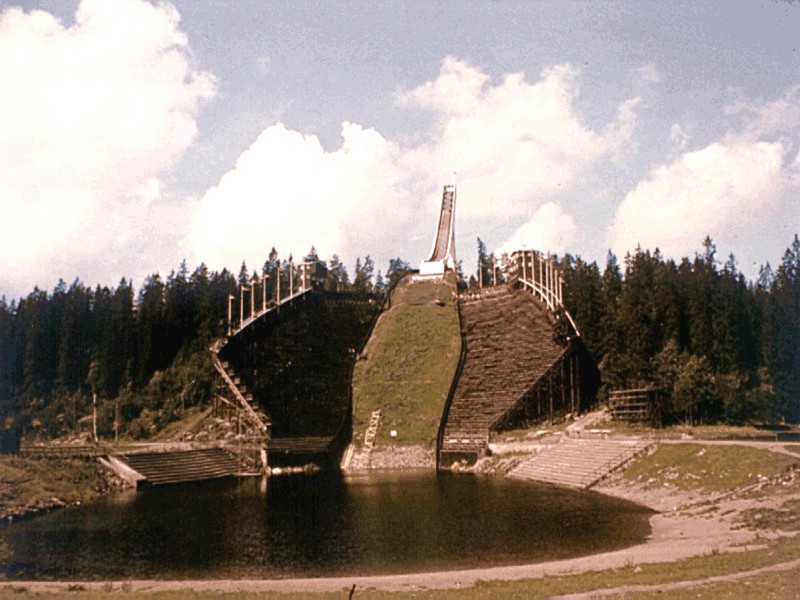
[1,471,652,580]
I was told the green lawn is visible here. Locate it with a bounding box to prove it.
[351,276,460,448]
[622,443,798,493]
[0,455,115,520]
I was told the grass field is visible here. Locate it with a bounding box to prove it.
[0,454,116,520]
[621,443,798,493]
[351,276,460,448]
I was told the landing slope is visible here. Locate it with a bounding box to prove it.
[351,276,460,449]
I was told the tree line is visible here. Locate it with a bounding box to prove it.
[474,235,799,425]
[0,250,407,439]
[3,233,797,438]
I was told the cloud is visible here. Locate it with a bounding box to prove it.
[496,203,578,258]
[606,96,643,161]
[669,123,690,153]
[395,57,641,217]
[257,55,271,74]
[0,0,214,297]
[186,57,639,275]
[183,122,409,272]
[635,63,662,84]
[610,139,791,259]
[725,85,800,137]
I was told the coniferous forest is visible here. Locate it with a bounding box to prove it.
[1,235,798,440]
[559,236,800,425]
[0,249,389,439]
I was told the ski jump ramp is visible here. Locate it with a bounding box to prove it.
[419,185,457,277]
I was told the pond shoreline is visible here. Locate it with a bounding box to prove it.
[3,439,799,595]
[0,473,769,594]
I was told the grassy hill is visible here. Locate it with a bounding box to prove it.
[351,275,461,449]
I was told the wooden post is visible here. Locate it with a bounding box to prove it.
[289,256,294,296]
[250,282,255,320]
[92,391,98,444]
[570,352,577,416]
[529,251,533,290]
[561,357,567,415]
[549,369,554,423]
[538,253,543,300]
[522,251,527,284]
[114,397,119,444]
[537,378,543,418]
[262,272,267,312]
[227,294,233,336]
[239,286,244,328]
[276,266,281,305]
[545,257,551,306]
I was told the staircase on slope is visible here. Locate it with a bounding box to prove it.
[363,409,382,451]
[212,356,271,439]
[439,286,569,464]
[348,409,382,471]
[508,437,654,489]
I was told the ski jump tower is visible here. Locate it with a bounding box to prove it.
[419,185,457,277]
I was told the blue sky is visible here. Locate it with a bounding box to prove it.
[1,0,799,299]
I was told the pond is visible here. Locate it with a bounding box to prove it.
[1,471,652,580]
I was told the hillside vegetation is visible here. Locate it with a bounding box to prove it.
[351,276,460,448]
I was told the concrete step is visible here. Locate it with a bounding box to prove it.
[120,448,242,486]
[508,438,653,489]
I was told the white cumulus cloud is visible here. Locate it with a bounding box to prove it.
[610,139,791,260]
[496,202,578,258]
[0,0,214,297]
[396,57,641,218]
[183,122,408,273]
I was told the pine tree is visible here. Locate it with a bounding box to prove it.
[375,270,386,293]
[237,261,250,286]
[135,274,166,387]
[764,235,800,421]
[327,254,350,291]
[386,258,410,289]
[353,256,375,292]
[476,238,492,287]
[562,256,604,358]
[0,296,15,417]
